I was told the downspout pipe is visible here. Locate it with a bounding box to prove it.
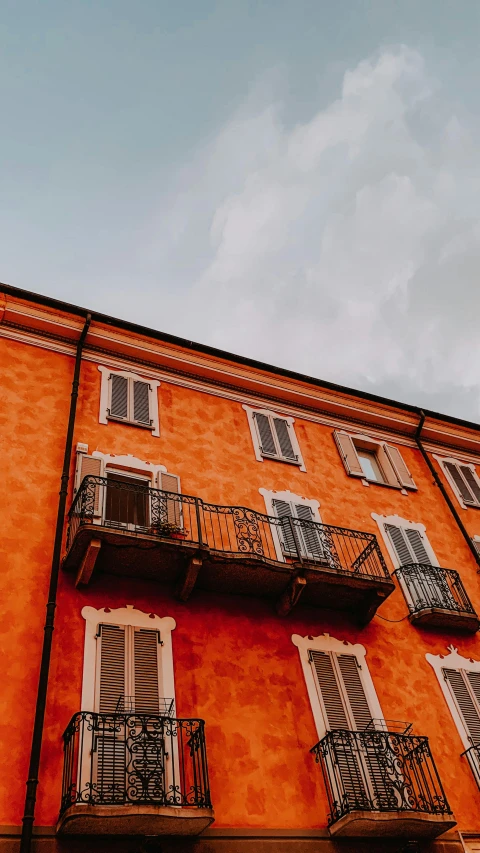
[20,313,91,853]
[415,410,480,570]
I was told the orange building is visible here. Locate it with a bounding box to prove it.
[3,283,480,852]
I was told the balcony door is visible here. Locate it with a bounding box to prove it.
[104,471,150,531]
[384,523,456,610]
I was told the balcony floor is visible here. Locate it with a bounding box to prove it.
[409,607,480,633]
[329,810,456,839]
[63,523,394,623]
[57,803,214,835]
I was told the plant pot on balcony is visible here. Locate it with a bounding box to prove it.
[149,523,185,538]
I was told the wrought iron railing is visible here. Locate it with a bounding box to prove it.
[311,728,451,826]
[394,563,477,617]
[60,712,211,815]
[66,476,390,579]
[462,744,480,788]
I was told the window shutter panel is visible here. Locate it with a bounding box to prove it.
[384,524,413,566]
[337,654,373,731]
[273,418,297,461]
[134,629,160,714]
[159,472,181,526]
[98,624,126,714]
[110,374,129,419]
[294,503,323,558]
[461,467,480,504]
[384,445,416,489]
[473,539,480,556]
[133,380,151,425]
[333,432,364,477]
[443,668,480,746]
[75,453,103,514]
[404,529,431,564]
[254,413,277,457]
[444,462,476,505]
[272,499,297,554]
[309,651,350,729]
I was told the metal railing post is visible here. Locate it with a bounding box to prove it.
[195,497,203,548]
[288,517,303,564]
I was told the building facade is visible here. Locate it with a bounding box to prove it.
[3,284,480,851]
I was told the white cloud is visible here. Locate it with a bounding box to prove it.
[144,45,480,419]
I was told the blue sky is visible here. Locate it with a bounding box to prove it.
[2,1,480,418]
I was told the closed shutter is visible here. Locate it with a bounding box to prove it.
[134,629,160,713]
[294,503,323,558]
[334,432,364,477]
[444,462,477,505]
[272,499,297,554]
[404,529,431,564]
[254,413,277,457]
[336,655,373,731]
[473,539,480,556]
[309,651,350,729]
[75,453,103,514]
[110,374,129,420]
[98,624,126,714]
[273,418,297,461]
[443,668,480,746]
[461,467,480,504]
[384,445,416,489]
[159,472,181,526]
[133,380,151,426]
[385,524,414,566]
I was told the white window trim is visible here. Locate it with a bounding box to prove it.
[243,404,306,471]
[75,447,171,492]
[372,513,439,570]
[426,645,480,752]
[292,633,383,741]
[81,605,176,713]
[98,365,160,436]
[260,488,321,562]
[433,453,480,510]
[337,430,413,493]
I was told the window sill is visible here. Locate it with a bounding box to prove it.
[261,453,301,466]
[360,477,415,492]
[106,415,153,431]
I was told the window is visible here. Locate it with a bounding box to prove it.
[260,489,321,561]
[435,455,480,509]
[98,366,160,436]
[243,405,305,470]
[334,431,416,490]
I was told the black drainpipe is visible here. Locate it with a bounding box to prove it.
[20,313,91,853]
[415,409,480,570]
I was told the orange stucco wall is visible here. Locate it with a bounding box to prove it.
[3,327,480,834]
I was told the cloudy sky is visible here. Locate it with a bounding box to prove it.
[2,1,480,420]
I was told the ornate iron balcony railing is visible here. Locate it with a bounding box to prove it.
[462,744,480,789]
[311,728,451,826]
[60,712,211,815]
[66,475,389,580]
[394,563,477,617]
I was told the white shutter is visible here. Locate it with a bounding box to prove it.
[133,380,151,426]
[310,650,374,732]
[336,654,373,731]
[443,668,480,746]
[384,524,414,566]
[134,629,161,713]
[384,444,416,489]
[273,418,297,461]
[294,503,323,558]
[75,452,103,515]
[461,466,480,505]
[309,651,350,729]
[272,499,297,554]
[444,461,477,505]
[159,472,181,526]
[97,624,126,714]
[473,539,480,556]
[404,529,431,564]
[333,432,364,477]
[254,413,277,458]
[109,374,129,420]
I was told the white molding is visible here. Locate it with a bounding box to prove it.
[292,634,383,740]
[98,365,160,436]
[260,488,321,561]
[80,605,176,713]
[242,404,306,471]
[433,453,480,510]
[372,513,439,569]
[91,450,167,482]
[426,646,480,752]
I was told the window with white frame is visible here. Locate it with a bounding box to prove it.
[434,455,480,509]
[243,405,305,470]
[98,366,160,435]
[260,488,321,561]
[334,430,416,490]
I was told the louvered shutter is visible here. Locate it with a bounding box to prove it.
[404,529,431,564]
[133,380,151,426]
[272,499,297,554]
[294,503,323,558]
[75,453,103,515]
[109,374,129,419]
[254,413,277,457]
[273,418,297,461]
[444,462,476,505]
[443,669,480,746]
[336,655,373,731]
[159,472,181,526]
[334,432,364,477]
[134,629,160,713]
[461,467,480,504]
[384,445,416,489]
[309,651,350,729]
[473,539,480,556]
[384,524,413,566]
[98,624,126,714]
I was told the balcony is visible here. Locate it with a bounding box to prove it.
[57,712,213,836]
[63,476,394,623]
[394,564,479,632]
[311,723,456,839]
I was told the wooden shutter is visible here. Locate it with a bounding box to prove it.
[384,524,414,566]
[334,432,364,477]
[404,529,431,564]
[134,629,160,713]
[272,499,297,554]
[310,650,374,731]
[273,418,297,461]
[254,413,277,457]
[75,453,103,515]
[310,651,350,729]
[473,539,480,556]
[97,624,126,714]
[443,668,480,746]
[444,462,477,505]
[384,445,416,489]
[109,374,129,419]
[336,654,373,731]
[159,472,181,526]
[461,467,480,504]
[294,503,323,558]
[133,380,151,425]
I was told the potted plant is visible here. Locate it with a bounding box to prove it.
[149,521,187,539]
